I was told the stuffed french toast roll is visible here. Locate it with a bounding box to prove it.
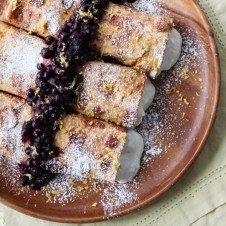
[0,92,144,183]
[0,21,46,98]
[91,3,182,78]
[0,0,80,37]
[0,92,32,162]
[0,1,182,78]
[50,114,144,183]
[76,62,155,127]
[0,22,155,127]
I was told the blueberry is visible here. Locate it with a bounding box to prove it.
[29,167,40,176]
[49,94,61,103]
[39,151,47,159]
[40,132,49,142]
[26,88,35,99]
[48,106,58,115]
[63,90,75,102]
[28,157,42,167]
[43,71,52,79]
[52,124,59,132]
[64,104,75,114]
[19,164,29,174]
[36,71,45,80]
[42,142,52,151]
[69,19,81,32]
[82,23,95,39]
[30,182,41,190]
[22,121,33,132]
[35,77,45,87]
[25,147,33,156]
[27,99,34,107]
[19,175,30,186]
[59,31,69,41]
[36,171,56,186]
[50,112,58,122]
[70,31,80,40]
[49,42,57,52]
[37,63,46,71]
[60,23,70,33]
[22,121,33,143]
[55,67,65,76]
[45,36,56,45]
[41,48,54,59]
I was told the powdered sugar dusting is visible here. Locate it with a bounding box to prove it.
[43,0,80,34]
[0,32,42,79]
[32,0,45,7]
[42,175,138,213]
[138,26,207,164]
[77,62,145,127]
[0,26,43,96]
[0,107,26,162]
[42,175,79,205]
[0,156,21,190]
[49,141,97,180]
[128,0,167,16]
[146,147,162,157]
[62,0,79,9]
[101,183,138,215]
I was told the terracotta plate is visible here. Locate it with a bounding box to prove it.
[0,0,220,223]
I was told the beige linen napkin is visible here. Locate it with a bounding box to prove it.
[0,0,226,225]
[192,203,226,226]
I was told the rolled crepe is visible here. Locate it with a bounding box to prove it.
[51,114,144,183]
[0,22,155,127]
[91,3,182,78]
[0,92,32,162]
[76,62,155,127]
[0,1,182,78]
[0,0,79,37]
[0,21,46,97]
[0,92,144,183]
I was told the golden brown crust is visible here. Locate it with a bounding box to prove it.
[0,0,80,37]
[54,114,127,182]
[0,92,32,160]
[152,16,174,32]
[0,1,174,77]
[76,61,146,127]
[0,23,146,127]
[0,0,10,16]
[0,92,128,182]
[91,3,174,78]
[0,21,46,98]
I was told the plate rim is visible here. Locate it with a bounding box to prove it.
[0,0,221,223]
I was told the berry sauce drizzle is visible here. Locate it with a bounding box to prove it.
[19,0,110,190]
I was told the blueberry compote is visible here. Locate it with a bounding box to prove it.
[19,0,109,190]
